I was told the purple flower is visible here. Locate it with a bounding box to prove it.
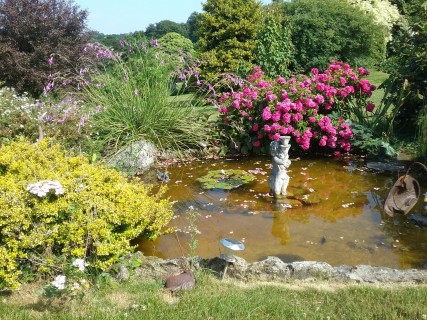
[48,57,54,66]
[150,39,158,47]
[79,115,88,127]
[43,81,54,96]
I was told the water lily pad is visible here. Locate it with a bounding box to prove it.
[196,169,256,190]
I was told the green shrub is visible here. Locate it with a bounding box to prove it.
[0,139,174,289]
[418,106,427,161]
[158,32,195,59]
[281,0,387,71]
[255,9,295,78]
[197,0,262,81]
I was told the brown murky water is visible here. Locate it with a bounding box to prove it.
[138,157,427,269]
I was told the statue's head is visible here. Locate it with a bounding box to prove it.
[270,140,280,155]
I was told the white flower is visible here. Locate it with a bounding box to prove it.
[26,180,64,198]
[72,282,80,290]
[52,275,66,290]
[72,258,88,272]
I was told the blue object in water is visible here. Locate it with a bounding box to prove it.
[157,170,170,183]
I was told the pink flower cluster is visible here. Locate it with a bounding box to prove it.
[217,61,376,154]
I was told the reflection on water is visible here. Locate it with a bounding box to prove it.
[137,157,427,269]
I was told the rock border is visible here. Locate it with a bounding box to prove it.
[121,253,427,285]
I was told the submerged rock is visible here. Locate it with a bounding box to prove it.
[297,193,322,205]
[366,161,405,173]
[408,214,427,227]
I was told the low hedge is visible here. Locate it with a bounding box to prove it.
[0,139,173,289]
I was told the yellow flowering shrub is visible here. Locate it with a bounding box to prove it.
[0,139,173,289]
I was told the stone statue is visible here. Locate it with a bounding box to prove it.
[268,136,291,197]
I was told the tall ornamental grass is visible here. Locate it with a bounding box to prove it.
[81,41,210,156]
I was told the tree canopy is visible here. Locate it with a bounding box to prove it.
[145,20,189,39]
[0,0,89,97]
[280,0,387,71]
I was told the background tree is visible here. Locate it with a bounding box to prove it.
[197,0,262,81]
[280,0,387,71]
[158,32,195,58]
[0,0,89,97]
[255,8,295,78]
[187,11,201,43]
[92,32,126,50]
[145,20,189,39]
[381,0,427,139]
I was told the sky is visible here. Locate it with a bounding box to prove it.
[74,0,272,35]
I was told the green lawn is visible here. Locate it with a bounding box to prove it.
[366,69,390,107]
[1,271,426,320]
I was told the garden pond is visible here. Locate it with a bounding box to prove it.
[138,156,427,270]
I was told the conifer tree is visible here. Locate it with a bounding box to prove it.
[197,0,262,80]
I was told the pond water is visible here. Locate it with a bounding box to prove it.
[137,157,427,270]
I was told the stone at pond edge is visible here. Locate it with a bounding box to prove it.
[107,140,158,175]
[132,255,427,284]
[165,271,195,293]
[366,161,405,173]
[196,169,256,190]
[110,263,130,282]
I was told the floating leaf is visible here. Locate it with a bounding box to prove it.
[196,169,256,190]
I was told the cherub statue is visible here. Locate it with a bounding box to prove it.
[268,138,291,197]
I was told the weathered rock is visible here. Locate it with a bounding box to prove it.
[165,271,196,292]
[246,256,292,281]
[297,193,322,205]
[334,265,427,284]
[135,256,197,280]
[132,254,427,285]
[289,261,335,279]
[107,140,158,175]
[366,161,405,173]
[111,263,130,282]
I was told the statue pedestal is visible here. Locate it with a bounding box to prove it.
[268,136,291,198]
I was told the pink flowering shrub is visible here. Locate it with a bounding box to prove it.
[215,61,376,155]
